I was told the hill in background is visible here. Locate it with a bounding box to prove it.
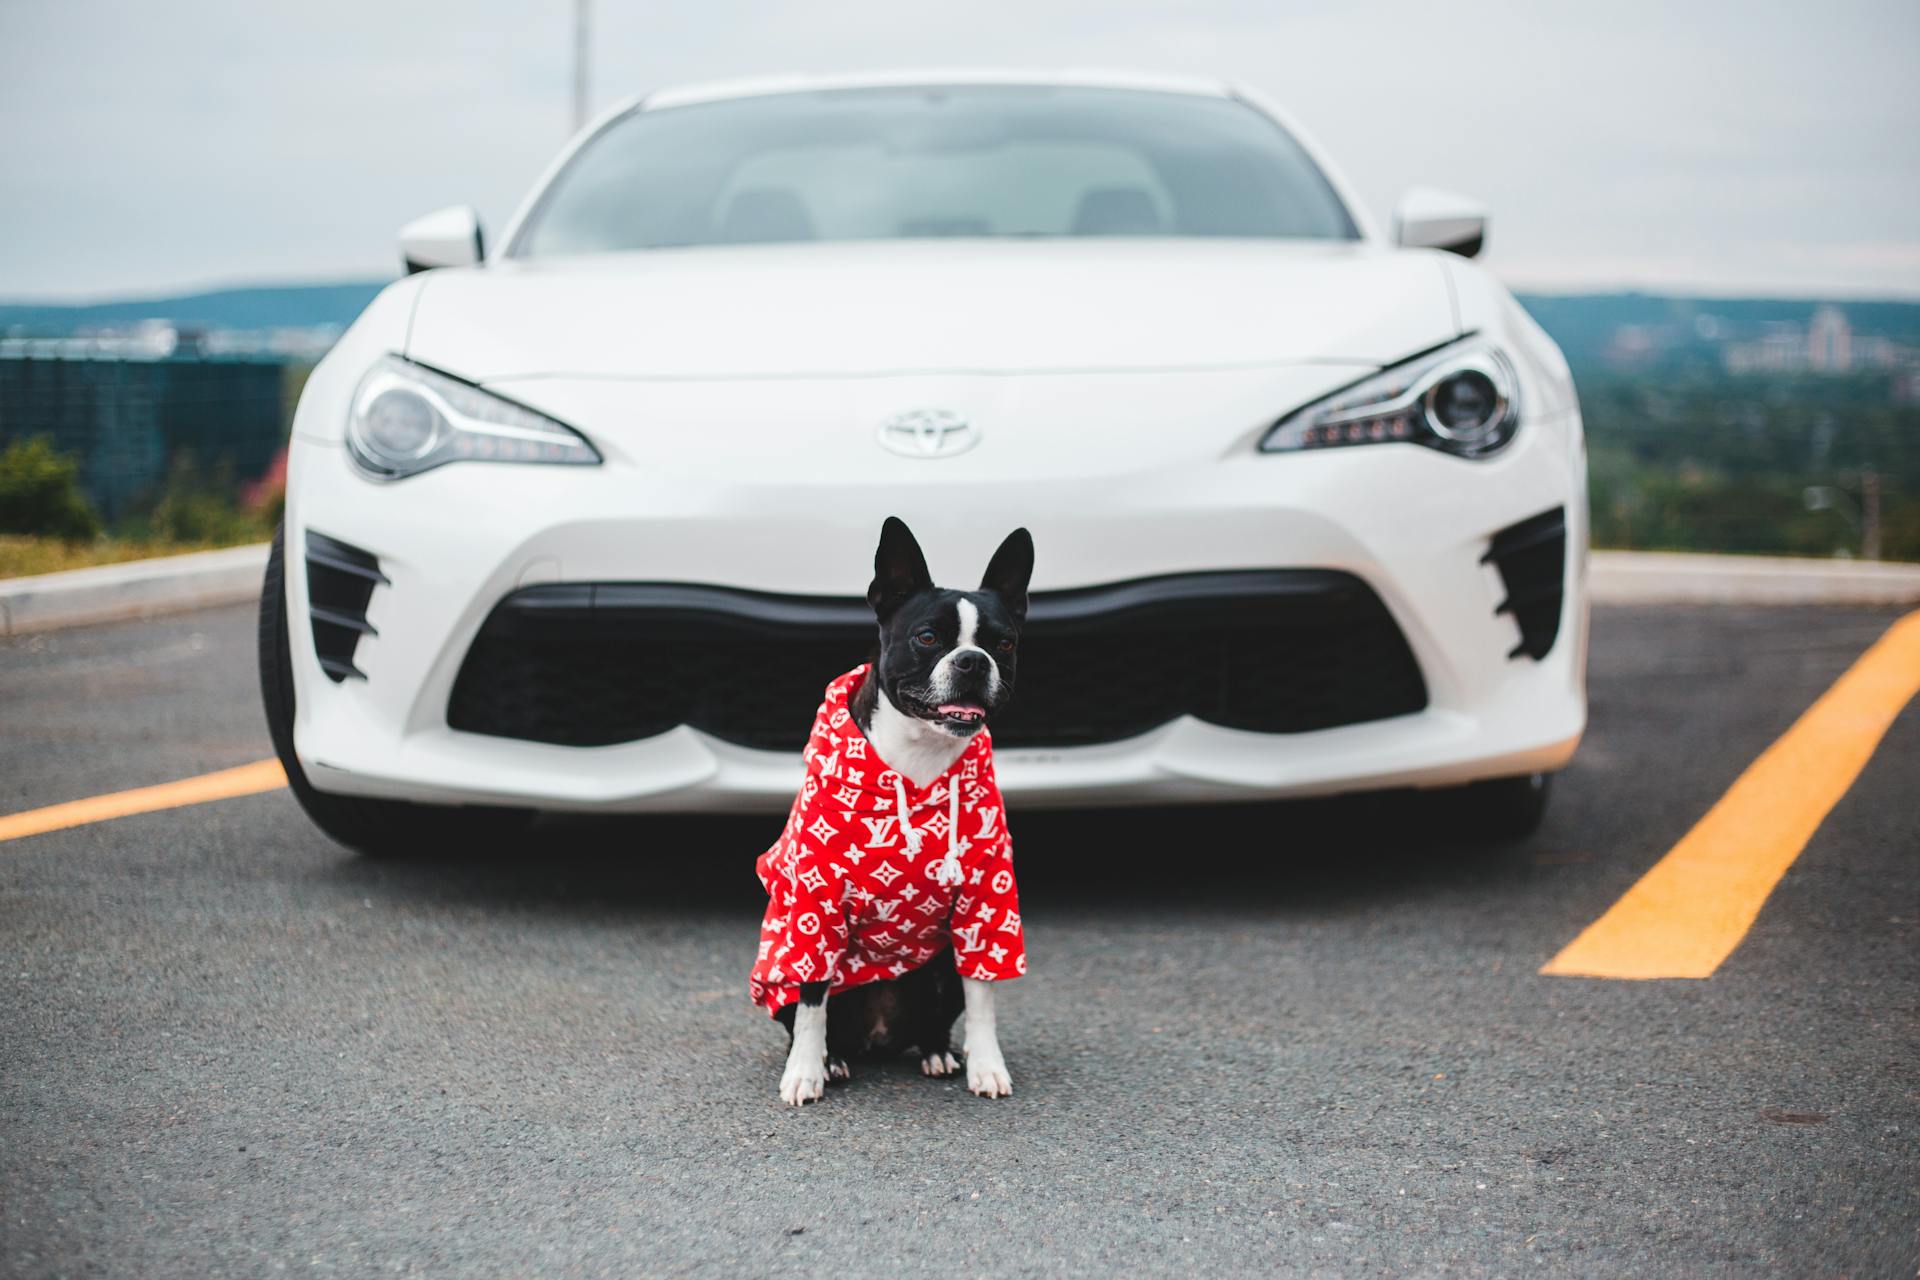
[0,282,390,344]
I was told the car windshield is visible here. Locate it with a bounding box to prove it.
[512,85,1359,256]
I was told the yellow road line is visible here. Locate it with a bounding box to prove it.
[0,759,287,845]
[1543,610,1920,980]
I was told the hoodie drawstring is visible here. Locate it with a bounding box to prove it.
[891,772,920,853]
[893,772,967,887]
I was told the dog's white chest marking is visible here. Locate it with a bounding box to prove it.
[866,689,970,789]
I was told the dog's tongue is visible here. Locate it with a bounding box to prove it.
[938,703,986,722]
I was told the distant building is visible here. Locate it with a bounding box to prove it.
[1722,322,1808,375]
[0,326,287,520]
[1807,306,1852,372]
[1604,324,1659,370]
[1720,305,1916,378]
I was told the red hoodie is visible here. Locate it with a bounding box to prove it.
[749,664,1027,1016]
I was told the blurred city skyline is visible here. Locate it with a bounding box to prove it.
[3,0,1916,301]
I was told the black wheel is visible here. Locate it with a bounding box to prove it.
[258,524,533,857]
[1436,771,1553,843]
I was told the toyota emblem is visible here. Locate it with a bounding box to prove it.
[876,408,978,459]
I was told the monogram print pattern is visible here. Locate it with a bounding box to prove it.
[749,665,1026,1015]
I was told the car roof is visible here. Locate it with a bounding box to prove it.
[634,68,1236,113]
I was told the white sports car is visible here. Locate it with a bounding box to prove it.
[261,69,1587,854]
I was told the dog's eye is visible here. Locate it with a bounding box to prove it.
[913,629,939,647]
[996,638,1016,654]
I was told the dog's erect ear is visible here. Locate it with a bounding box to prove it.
[868,516,934,619]
[979,527,1034,623]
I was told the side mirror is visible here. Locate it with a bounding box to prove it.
[1393,187,1488,258]
[399,206,485,274]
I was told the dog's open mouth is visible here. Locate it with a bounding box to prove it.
[935,702,988,729]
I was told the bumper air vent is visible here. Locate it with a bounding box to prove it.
[1482,506,1567,661]
[304,531,387,682]
[447,570,1428,751]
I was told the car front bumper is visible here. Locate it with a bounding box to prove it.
[281,390,1588,812]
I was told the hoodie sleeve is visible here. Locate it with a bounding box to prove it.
[946,753,1026,982]
[764,817,851,990]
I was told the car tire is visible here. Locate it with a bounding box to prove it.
[258,523,533,857]
[1438,771,1553,843]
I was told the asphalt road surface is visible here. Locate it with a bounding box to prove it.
[3,602,1916,1277]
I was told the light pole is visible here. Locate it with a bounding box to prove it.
[1863,469,1884,561]
[572,0,591,134]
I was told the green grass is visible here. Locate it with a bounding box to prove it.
[0,533,264,580]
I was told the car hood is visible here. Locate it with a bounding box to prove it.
[405,240,1459,381]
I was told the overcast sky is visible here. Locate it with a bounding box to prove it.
[3,0,1916,301]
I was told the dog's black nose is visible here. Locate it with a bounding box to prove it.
[951,649,985,675]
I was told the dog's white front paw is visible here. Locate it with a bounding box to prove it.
[965,1048,1012,1098]
[780,1056,827,1106]
[921,1051,961,1077]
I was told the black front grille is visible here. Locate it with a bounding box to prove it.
[447,571,1427,752]
[1482,507,1567,660]
[305,531,386,682]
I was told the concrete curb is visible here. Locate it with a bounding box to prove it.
[0,543,270,637]
[3,543,1917,637]
[1589,550,1920,606]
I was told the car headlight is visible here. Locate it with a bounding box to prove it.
[347,355,601,480]
[1261,338,1519,459]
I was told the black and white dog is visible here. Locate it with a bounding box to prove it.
[757,518,1033,1103]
